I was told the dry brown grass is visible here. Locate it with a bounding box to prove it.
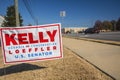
[0,47,113,80]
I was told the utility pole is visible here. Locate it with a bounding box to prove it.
[14,0,20,27]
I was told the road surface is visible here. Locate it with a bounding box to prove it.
[63,37,120,80]
[64,31,120,42]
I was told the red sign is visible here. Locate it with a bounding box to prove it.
[0,23,63,64]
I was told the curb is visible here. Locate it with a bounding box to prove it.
[63,36,120,46]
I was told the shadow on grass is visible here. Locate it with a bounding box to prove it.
[0,63,46,76]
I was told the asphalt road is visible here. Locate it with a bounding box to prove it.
[64,31,120,42]
[63,37,120,80]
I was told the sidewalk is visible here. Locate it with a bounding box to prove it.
[63,37,120,80]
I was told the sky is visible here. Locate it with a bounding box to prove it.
[0,0,120,28]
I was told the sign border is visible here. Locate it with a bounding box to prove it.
[1,23,63,64]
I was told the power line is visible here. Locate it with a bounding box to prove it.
[28,0,32,7]
[22,0,37,25]
[27,0,38,25]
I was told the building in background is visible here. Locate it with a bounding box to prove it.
[62,27,88,34]
[0,15,4,27]
[0,15,4,45]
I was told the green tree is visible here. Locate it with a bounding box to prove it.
[116,18,120,30]
[102,21,112,30]
[2,5,23,27]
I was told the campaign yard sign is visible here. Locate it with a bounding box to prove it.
[0,23,63,64]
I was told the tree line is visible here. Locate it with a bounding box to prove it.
[93,18,120,31]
